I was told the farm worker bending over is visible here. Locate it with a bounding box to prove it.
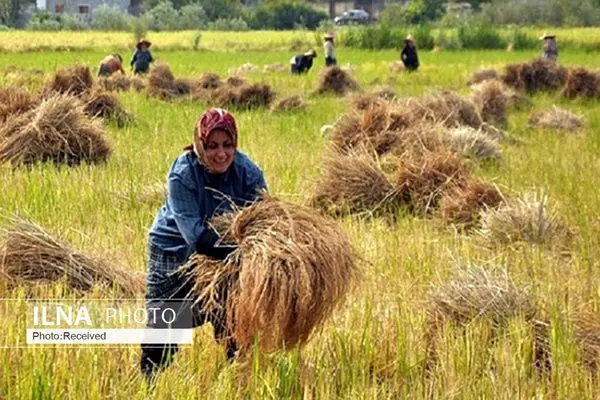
[97,54,125,77]
[540,33,558,62]
[324,33,337,67]
[141,108,267,381]
[131,39,154,75]
[290,49,317,74]
[401,35,419,72]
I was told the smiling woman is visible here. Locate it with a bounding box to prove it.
[142,107,267,381]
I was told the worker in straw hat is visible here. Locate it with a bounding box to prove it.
[401,34,419,72]
[131,39,154,75]
[323,33,337,67]
[141,108,267,381]
[97,54,125,77]
[290,49,317,74]
[540,32,558,62]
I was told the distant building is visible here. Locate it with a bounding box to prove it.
[39,0,136,20]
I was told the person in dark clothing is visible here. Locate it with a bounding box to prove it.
[131,39,154,75]
[290,49,317,74]
[140,108,267,382]
[401,35,419,72]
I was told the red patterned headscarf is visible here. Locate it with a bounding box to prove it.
[196,108,238,148]
[185,108,238,159]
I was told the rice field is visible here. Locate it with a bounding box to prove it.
[1,32,600,399]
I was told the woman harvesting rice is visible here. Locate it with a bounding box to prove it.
[141,108,267,380]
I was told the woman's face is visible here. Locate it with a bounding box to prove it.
[204,129,235,174]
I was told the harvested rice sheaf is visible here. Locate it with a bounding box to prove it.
[44,64,94,97]
[470,79,510,127]
[502,59,568,94]
[439,179,505,230]
[468,68,499,85]
[270,94,306,112]
[188,196,357,352]
[98,74,132,92]
[0,86,39,123]
[478,192,570,246]
[446,126,502,161]
[148,63,190,100]
[310,150,396,216]
[394,152,471,213]
[315,66,360,96]
[0,93,110,166]
[0,219,145,296]
[528,106,585,132]
[329,105,400,156]
[83,87,133,127]
[561,68,600,99]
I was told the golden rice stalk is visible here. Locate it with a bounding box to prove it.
[188,196,357,352]
[0,219,145,296]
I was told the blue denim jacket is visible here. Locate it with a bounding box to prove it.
[149,150,267,256]
[131,50,153,72]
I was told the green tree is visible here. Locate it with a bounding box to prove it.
[0,0,26,27]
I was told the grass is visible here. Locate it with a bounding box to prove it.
[1,31,600,398]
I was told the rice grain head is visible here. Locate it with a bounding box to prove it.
[188,196,357,352]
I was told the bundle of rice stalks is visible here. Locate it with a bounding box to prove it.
[194,72,223,90]
[428,266,536,328]
[391,122,447,158]
[561,68,600,99]
[188,196,357,352]
[148,63,190,100]
[44,64,93,97]
[270,94,306,112]
[210,82,274,109]
[0,93,110,167]
[412,92,483,130]
[0,86,38,123]
[264,63,286,73]
[469,79,510,127]
[315,66,360,96]
[389,61,405,73]
[394,152,471,213]
[130,76,146,92]
[83,87,133,127]
[528,106,584,132]
[0,219,144,296]
[329,105,400,156]
[98,74,132,92]
[439,180,505,230]
[502,59,568,94]
[468,68,499,85]
[310,151,396,216]
[478,192,569,245]
[426,265,543,372]
[226,76,247,87]
[446,126,502,161]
